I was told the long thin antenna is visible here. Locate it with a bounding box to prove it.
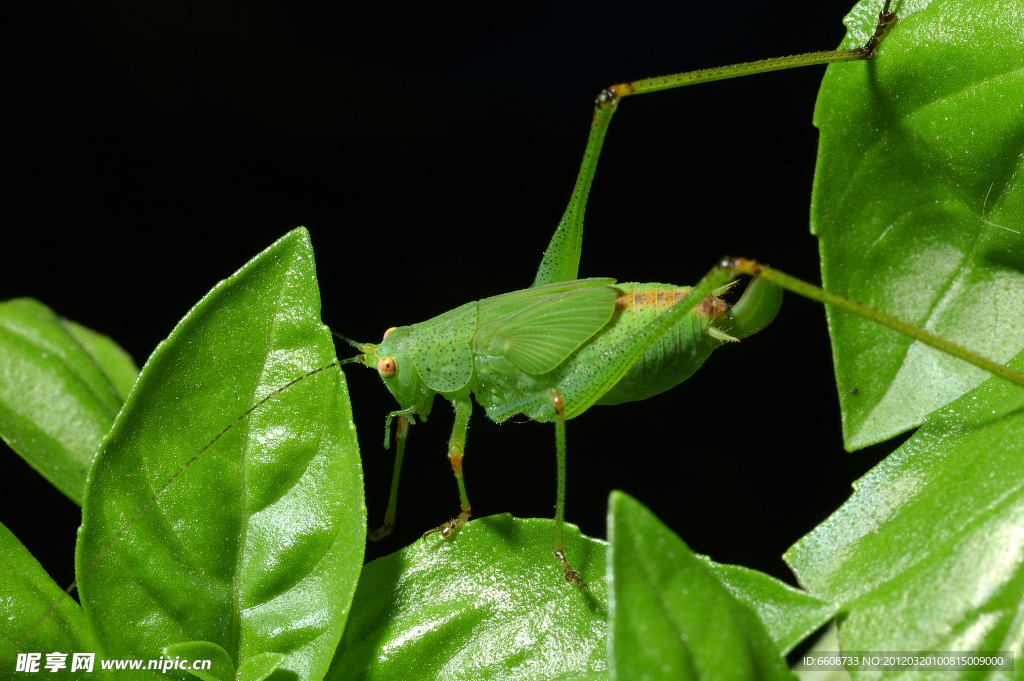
[332,331,362,349]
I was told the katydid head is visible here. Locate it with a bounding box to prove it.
[357,325,436,419]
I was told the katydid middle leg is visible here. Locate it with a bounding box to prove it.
[486,387,585,584]
[548,387,584,586]
[533,1,898,290]
[425,394,474,538]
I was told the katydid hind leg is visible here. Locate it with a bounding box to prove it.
[423,395,474,539]
[711,275,783,341]
[531,6,896,290]
[10,11,915,651]
[722,258,1024,390]
[531,107,613,288]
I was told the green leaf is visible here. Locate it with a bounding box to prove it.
[0,521,103,678]
[812,0,1024,449]
[608,492,795,681]
[76,228,365,681]
[236,652,286,681]
[0,299,128,504]
[328,515,607,681]
[163,641,235,681]
[785,349,1024,673]
[63,320,140,402]
[698,556,837,656]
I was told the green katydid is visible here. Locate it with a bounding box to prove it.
[343,272,782,584]
[322,0,1022,584]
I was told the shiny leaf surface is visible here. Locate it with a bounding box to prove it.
[608,492,795,681]
[786,349,1024,675]
[0,298,129,504]
[699,557,837,656]
[329,515,607,681]
[63,320,139,402]
[0,521,104,680]
[812,0,1024,449]
[77,228,365,681]
[236,652,287,681]
[162,641,234,681]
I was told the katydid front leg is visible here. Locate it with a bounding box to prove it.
[425,394,474,538]
[369,413,411,541]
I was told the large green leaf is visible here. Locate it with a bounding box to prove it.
[0,298,136,505]
[329,510,835,680]
[76,228,365,681]
[607,492,796,681]
[785,349,1024,678]
[0,521,105,680]
[328,515,607,681]
[812,0,1024,449]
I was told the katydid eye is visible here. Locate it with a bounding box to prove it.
[377,355,397,378]
[383,326,398,339]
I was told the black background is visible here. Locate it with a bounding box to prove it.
[3,0,902,596]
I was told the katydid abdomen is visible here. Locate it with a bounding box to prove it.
[589,283,726,406]
[596,277,787,404]
[473,282,727,415]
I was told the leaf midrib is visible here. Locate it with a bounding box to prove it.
[228,258,294,663]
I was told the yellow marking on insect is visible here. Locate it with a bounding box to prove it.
[614,289,728,318]
[383,326,398,339]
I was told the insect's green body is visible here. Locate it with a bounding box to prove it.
[474,280,720,420]
[15,5,1024,670]
[358,267,783,582]
[344,42,832,582]
[368,279,767,427]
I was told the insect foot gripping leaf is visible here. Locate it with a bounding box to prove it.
[812,0,1024,450]
[328,515,608,681]
[67,228,365,681]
